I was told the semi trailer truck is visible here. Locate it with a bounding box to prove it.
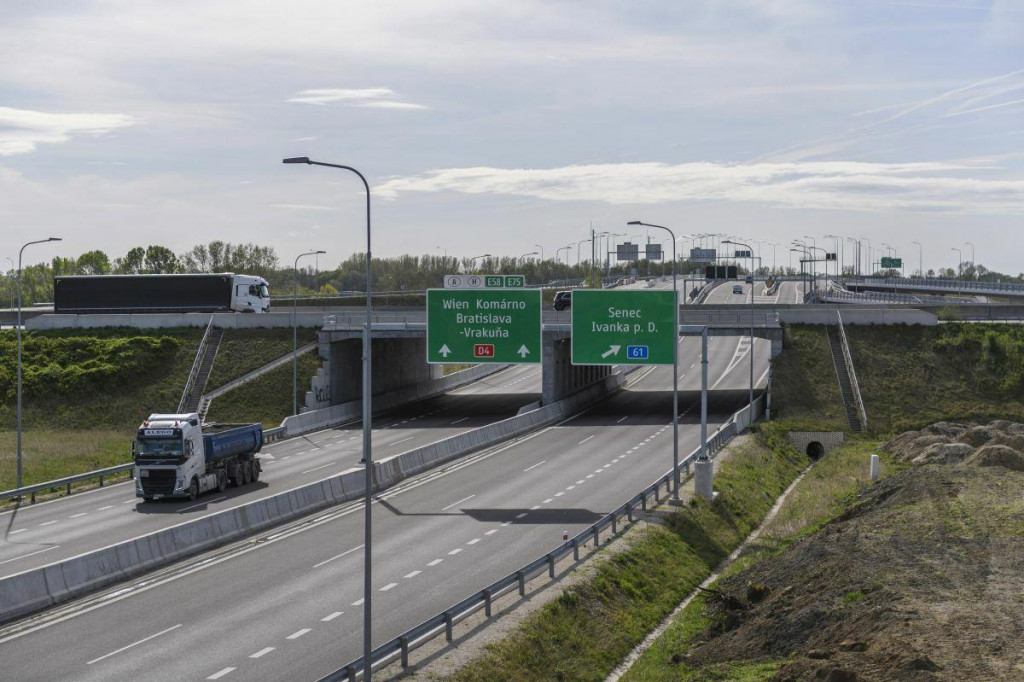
[54,273,270,314]
[133,413,263,501]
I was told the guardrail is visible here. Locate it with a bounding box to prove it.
[844,276,1024,295]
[822,289,975,306]
[320,396,763,681]
[0,463,135,505]
[835,311,868,430]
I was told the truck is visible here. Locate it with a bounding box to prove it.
[53,273,270,314]
[133,413,263,501]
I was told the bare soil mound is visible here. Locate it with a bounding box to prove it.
[676,424,1024,681]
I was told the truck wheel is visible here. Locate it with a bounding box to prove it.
[242,462,253,485]
[188,479,198,501]
[231,465,245,487]
[217,471,227,493]
[250,463,260,483]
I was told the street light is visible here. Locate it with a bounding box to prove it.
[627,220,684,501]
[436,246,447,259]
[293,250,326,416]
[951,247,963,279]
[534,244,544,263]
[468,254,491,272]
[965,241,975,279]
[16,237,61,490]
[282,156,374,680]
[723,239,758,422]
[912,241,923,278]
[519,251,538,264]
[823,235,841,280]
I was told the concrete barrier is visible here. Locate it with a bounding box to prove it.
[0,369,629,625]
[778,308,937,325]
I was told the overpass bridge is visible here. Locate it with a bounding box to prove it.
[844,276,1024,299]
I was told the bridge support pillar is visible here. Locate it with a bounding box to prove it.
[541,332,610,405]
[326,334,440,405]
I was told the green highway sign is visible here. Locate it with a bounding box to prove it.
[571,290,677,365]
[427,288,541,364]
[880,257,903,268]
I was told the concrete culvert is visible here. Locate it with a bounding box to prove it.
[806,441,825,461]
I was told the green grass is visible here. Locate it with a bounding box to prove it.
[0,429,132,492]
[205,348,322,427]
[445,432,806,682]
[205,328,318,391]
[769,327,846,431]
[621,425,905,681]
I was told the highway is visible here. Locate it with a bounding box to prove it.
[702,280,805,305]
[0,365,542,579]
[0,335,770,681]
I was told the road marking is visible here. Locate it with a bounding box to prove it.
[207,667,236,680]
[313,544,364,569]
[8,528,26,535]
[466,538,480,545]
[616,416,628,423]
[586,474,594,479]
[0,545,59,565]
[542,498,553,504]
[97,506,114,511]
[69,513,88,519]
[450,417,469,425]
[380,583,398,592]
[87,624,182,665]
[392,437,415,445]
[554,492,564,497]
[575,480,584,485]
[578,435,594,445]
[287,628,311,640]
[515,513,528,519]
[485,529,498,535]
[122,499,135,504]
[448,548,463,555]
[428,559,443,566]
[441,494,475,511]
[38,520,58,527]
[301,462,336,474]
[523,460,546,472]
[250,647,275,658]
[321,612,343,622]
[179,496,226,513]
[566,485,576,490]
[352,599,365,606]
[404,570,422,578]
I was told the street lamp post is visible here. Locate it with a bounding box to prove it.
[965,241,975,279]
[627,221,684,500]
[293,250,326,416]
[519,251,537,264]
[724,240,758,421]
[951,247,963,279]
[17,237,62,489]
[468,254,491,272]
[912,241,923,278]
[282,157,374,680]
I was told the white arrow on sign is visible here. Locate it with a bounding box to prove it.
[439,344,451,358]
[601,345,621,359]
[517,345,530,358]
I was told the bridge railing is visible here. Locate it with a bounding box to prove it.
[0,463,135,505]
[318,395,765,682]
[845,276,1024,295]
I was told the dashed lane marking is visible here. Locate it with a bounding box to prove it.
[250,647,275,659]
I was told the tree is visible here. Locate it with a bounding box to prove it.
[115,247,145,274]
[144,245,178,273]
[51,256,78,277]
[76,250,111,275]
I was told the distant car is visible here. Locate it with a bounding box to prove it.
[553,291,572,310]
[744,275,753,284]
[732,284,744,294]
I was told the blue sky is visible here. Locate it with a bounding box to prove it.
[1,0,1021,274]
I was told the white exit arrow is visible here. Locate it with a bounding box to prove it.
[517,345,530,358]
[601,345,621,359]
[439,344,451,358]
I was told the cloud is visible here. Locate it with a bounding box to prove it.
[377,160,1024,214]
[286,87,426,109]
[0,107,140,155]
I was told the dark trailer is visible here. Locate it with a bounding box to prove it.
[54,274,234,314]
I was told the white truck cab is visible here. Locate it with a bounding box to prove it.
[230,275,271,313]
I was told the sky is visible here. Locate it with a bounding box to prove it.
[1,0,1022,275]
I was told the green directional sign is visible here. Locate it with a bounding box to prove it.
[427,289,541,364]
[880,257,902,269]
[571,290,677,365]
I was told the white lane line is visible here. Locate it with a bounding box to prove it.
[352,599,364,606]
[450,417,469,425]
[485,529,498,535]
[207,667,236,680]
[554,492,564,497]
[321,612,343,622]
[97,506,114,511]
[38,520,58,527]
[392,437,415,445]
[8,528,26,535]
[515,512,529,519]
[427,559,443,566]
[575,480,585,485]
[523,460,546,472]
[281,456,292,460]
[0,545,59,565]
[87,624,182,665]
[69,513,88,519]
[179,496,226,513]
[404,570,422,578]
[578,435,594,445]
[122,500,135,504]
[566,485,576,490]
[616,416,628,424]
[466,538,480,545]
[380,583,398,592]
[543,498,553,504]
[585,474,594,479]
[301,462,336,474]
[448,548,463,555]
[286,628,311,640]
[501,521,512,527]
[313,544,364,569]
[250,647,275,659]
[441,494,475,512]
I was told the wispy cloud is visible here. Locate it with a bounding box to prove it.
[286,87,427,109]
[377,160,1024,214]
[0,107,139,155]
[268,203,339,211]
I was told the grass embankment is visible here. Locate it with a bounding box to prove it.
[445,428,806,682]
[622,428,899,681]
[771,323,1024,434]
[205,328,318,391]
[205,348,322,427]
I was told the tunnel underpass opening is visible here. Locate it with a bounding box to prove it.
[806,441,825,461]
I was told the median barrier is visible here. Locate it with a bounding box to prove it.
[0,369,630,626]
